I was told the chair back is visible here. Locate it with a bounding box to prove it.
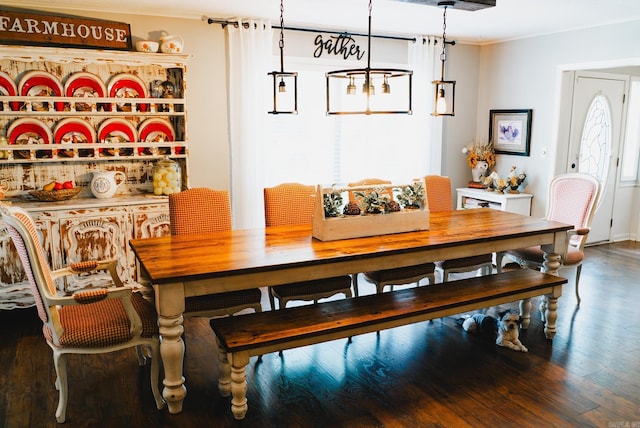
[347,178,393,204]
[424,175,452,213]
[264,183,316,227]
[546,173,601,248]
[1,205,58,334]
[169,188,232,235]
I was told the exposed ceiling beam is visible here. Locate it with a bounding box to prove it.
[388,0,496,12]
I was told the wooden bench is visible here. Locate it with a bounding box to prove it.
[209,269,566,420]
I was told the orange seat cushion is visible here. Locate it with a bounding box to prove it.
[45,292,158,348]
[272,276,353,298]
[364,264,435,284]
[185,288,262,312]
[434,254,493,270]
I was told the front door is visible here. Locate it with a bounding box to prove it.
[566,72,626,244]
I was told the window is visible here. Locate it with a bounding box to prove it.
[265,59,432,187]
[621,78,640,183]
[578,94,611,184]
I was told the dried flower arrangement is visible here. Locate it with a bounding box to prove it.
[462,140,496,169]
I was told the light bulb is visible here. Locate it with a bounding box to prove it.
[346,76,356,95]
[278,78,286,93]
[362,79,375,95]
[381,75,390,94]
[436,87,447,114]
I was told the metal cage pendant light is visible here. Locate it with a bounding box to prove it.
[326,0,413,115]
[268,0,298,114]
[432,1,456,116]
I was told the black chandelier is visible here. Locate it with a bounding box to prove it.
[268,0,298,114]
[432,0,456,116]
[326,0,413,115]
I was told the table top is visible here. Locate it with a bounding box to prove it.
[130,209,571,287]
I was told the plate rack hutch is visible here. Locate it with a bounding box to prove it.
[0,44,190,309]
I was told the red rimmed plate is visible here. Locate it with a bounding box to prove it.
[53,118,96,158]
[97,118,138,156]
[64,72,108,112]
[7,118,54,159]
[0,71,19,111]
[18,70,64,112]
[138,118,174,155]
[107,73,148,112]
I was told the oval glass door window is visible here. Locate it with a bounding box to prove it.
[578,94,611,185]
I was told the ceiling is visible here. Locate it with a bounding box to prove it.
[5,0,640,44]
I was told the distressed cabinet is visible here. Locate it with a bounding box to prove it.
[0,45,189,309]
[0,198,171,309]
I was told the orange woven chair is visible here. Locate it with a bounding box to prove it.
[264,183,353,309]
[496,173,601,305]
[168,188,263,317]
[0,204,164,423]
[428,175,493,281]
[353,177,436,293]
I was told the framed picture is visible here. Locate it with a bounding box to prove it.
[489,109,532,156]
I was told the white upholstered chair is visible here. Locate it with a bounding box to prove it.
[0,204,164,423]
[496,173,601,305]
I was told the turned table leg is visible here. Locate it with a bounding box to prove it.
[540,239,565,340]
[216,337,231,397]
[154,282,187,413]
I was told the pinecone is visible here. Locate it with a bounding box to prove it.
[343,202,361,216]
[388,200,401,212]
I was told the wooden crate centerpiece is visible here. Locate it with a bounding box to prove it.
[312,179,430,241]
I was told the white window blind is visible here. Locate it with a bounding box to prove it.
[265,59,432,188]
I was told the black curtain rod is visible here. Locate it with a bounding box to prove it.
[202,16,417,43]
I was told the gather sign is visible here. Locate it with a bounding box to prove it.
[0,8,131,50]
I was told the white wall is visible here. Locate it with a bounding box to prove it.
[127,15,231,191]
[476,21,640,226]
[441,42,480,192]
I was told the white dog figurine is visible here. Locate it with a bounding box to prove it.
[462,309,528,352]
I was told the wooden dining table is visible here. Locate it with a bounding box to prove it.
[129,208,572,414]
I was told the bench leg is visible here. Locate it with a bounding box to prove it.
[229,351,250,420]
[543,295,558,339]
[215,337,231,397]
[519,298,532,329]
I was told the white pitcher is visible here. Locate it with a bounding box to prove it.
[159,34,184,53]
[90,171,126,199]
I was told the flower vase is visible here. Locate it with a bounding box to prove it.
[469,160,489,188]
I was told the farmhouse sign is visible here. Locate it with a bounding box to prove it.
[0,9,131,50]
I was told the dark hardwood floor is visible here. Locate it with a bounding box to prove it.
[1,241,639,427]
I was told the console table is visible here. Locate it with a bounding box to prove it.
[456,188,533,216]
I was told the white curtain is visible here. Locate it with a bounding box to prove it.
[409,35,443,175]
[226,19,272,229]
